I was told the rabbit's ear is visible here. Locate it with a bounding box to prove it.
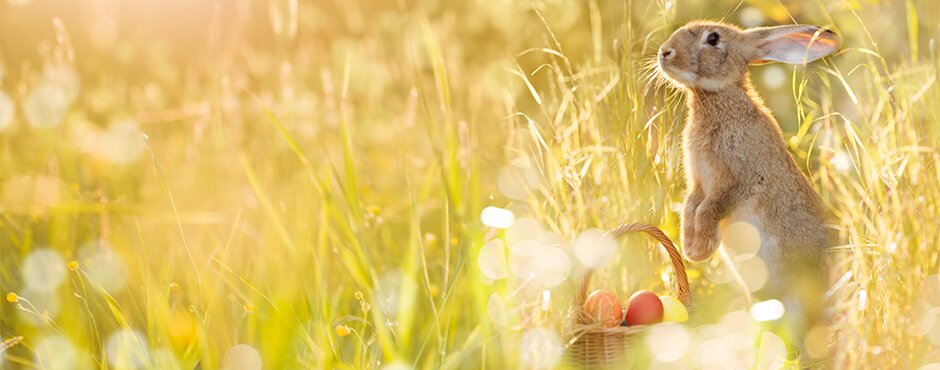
[745,25,840,64]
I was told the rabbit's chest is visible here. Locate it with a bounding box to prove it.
[684,133,718,194]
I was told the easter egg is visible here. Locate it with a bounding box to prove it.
[583,290,623,328]
[659,295,689,323]
[624,290,664,326]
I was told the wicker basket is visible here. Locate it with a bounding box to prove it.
[565,223,692,369]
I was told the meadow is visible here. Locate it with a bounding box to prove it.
[1,0,940,369]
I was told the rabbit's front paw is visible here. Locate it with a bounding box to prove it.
[681,221,696,248]
[684,233,718,261]
[685,209,719,261]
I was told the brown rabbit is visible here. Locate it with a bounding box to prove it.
[656,21,839,347]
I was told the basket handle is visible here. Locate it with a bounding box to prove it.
[577,223,691,309]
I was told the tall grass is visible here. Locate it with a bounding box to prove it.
[1,0,939,369]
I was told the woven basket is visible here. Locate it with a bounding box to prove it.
[565,223,692,369]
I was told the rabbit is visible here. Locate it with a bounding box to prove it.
[656,21,839,349]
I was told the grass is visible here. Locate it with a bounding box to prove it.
[1,0,940,369]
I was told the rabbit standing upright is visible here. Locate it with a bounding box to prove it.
[656,21,839,347]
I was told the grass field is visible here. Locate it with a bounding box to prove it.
[2,0,940,369]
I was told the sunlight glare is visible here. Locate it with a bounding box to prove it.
[480,206,515,229]
[750,299,785,322]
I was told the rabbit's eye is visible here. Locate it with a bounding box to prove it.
[706,32,720,46]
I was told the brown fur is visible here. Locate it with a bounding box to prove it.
[657,21,839,346]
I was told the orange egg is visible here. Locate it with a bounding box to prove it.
[583,290,623,328]
[624,290,664,326]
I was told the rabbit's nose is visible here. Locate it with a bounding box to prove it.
[660,47,675,60]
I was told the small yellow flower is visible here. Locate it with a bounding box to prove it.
[335,324,352,337]
[169,282,180,291]
[429,284,440,298]
[6,292,18,303]
[67,260,80,271]
[366,205,381,216]
[243,302,255,314]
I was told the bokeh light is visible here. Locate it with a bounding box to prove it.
[721,310,759,337]
[222,344,263,370]
[731,257,768,293]
[375,269,418,317]
[2,175,64,209]
[761,66,786,90]
[0,91,13,131]
[497,162,541,200]
[830,151,853,173]
[508,240,571,287]
[23,83,71,128]
[380,362,412,370]
[105,329,150,369]
[756,332,787,370]
[78,241,129,294]
[487,292,507,327]
[720,221,762,258]
[21,248,67,293]
[99,119,145,164]
[480,206,515,229]
[478,239,509,281]
[750,299,785,322]
[0,0,936,368]
[572,229,617,269]
[519,328,562,370]
[645,323,691,363]
[903,299,936,337]
[803,325,832,359]
[150,348,183,370]
[34,335,79,370]
[42,64,81,102]
[739,6,765,27]
[17,288,61,325]
[694,326,754,369]
[506,217,542,245]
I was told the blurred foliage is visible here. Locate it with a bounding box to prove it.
[1,0,940,369]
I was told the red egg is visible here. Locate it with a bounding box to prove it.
[624,290,664,326]
[583,290,623,328]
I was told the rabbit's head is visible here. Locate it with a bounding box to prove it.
[657,21,840,91]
